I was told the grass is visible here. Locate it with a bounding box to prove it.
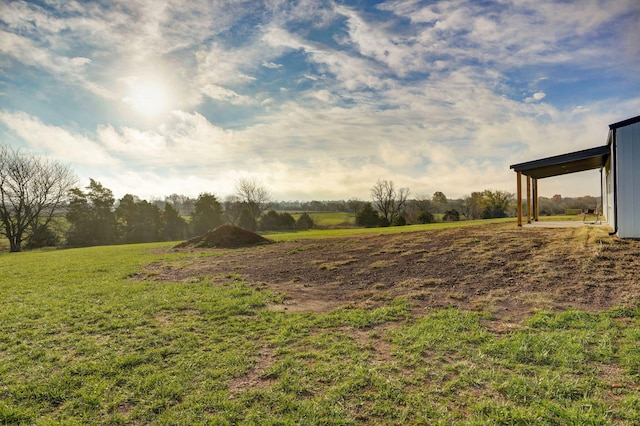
[1,237,640,424]
[290,211,355,227]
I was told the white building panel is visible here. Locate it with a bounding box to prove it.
[616,121,640,238]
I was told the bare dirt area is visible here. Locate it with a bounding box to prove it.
[150,223,640,321]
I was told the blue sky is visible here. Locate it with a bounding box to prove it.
[1,0,639,201]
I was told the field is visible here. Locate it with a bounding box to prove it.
[290,211,355,227]
[1,222,640,424]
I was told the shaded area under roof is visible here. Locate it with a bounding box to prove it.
[510,145,610,179]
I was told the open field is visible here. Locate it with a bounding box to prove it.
[290,211,355,227]
[2,222,640,424]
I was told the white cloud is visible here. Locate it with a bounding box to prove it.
[201,84,255,105]
[525,92,547,103]
[0,111,116,166]
[262,61,282,69]
[0,0,637,203]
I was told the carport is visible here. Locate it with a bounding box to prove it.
[510,145,610,227]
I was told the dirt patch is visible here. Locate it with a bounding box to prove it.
[175,224,272,249]
[152,223,640,321]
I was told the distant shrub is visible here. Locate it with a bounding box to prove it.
[394,215,407,226]
[279,212,296,230]
[417,211,434,224]
[356,203,380,228]
[442,209,460,222]
[238,208,257,231]
[295,213,314,230]
[25,226,60,249]
[481,205,508,219]
[259,210,296,231]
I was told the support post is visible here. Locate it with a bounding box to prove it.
[532,178,539,221]
[526,175,531,224]
[517,172,522,227]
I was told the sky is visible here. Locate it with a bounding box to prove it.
[1,0,639,202]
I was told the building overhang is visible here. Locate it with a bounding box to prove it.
[509,145,610,179]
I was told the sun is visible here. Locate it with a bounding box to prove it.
[123,78,171,117]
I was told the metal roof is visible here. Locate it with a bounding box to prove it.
[609,114,640,130]
[510,145,610,179]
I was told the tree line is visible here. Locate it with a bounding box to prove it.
[1,146,600,252]
[0,144,315,251]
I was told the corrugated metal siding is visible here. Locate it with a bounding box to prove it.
[616,121,640,238]
[603,158,614,227]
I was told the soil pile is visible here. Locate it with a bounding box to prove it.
[175,224,272,249]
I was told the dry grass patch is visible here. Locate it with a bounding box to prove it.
[369,259,397,269]
[314,258,357,270]
[398,277,446,288]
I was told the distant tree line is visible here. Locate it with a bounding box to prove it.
[0,147,602,251]
[350,182,515,228]
[62,177,316,247]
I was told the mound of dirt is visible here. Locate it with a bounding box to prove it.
[175,224,272,249]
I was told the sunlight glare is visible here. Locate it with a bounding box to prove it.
[123,78,171,117]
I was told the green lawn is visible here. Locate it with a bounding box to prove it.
[290,211,355,227]
[1,237,639,424]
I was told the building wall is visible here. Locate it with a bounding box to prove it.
[603,156,614,227]
[616,121,640,238]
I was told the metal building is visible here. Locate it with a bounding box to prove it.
[510,115,640,238]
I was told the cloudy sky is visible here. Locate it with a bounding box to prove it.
[1,0,639,201]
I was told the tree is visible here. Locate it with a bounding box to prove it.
[296,213,314,230]
[259,210,281,231]
[115,194,138,239]
[431,191,448,213]
[417,211,434,224]
[442,209,460,221]
[394,215,407,226]
[162,203,188,241]
[370,179,410,225]
[259,210,295,231]
[116,195,163,243]
[235,177,272,221]
[462,192,483,220]
[0,145,76,252]
[413,193,432,213]
[405,194,432,224]
[356,203,380,228]
[223,195,243,225]
[164,194,194,216]
[480,190,513,219]
[191,193,223,236]
[347,198,367,220]
[65,179,117,247]
[237,208,257,231]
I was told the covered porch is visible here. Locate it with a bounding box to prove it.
[510,145,610,227]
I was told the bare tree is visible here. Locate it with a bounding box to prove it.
[347,198,367,218]
[370,179,410,225]
[431,191,448,213]
[0,145,76,252]
[235,177,272,221]
[461,192,483,220]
